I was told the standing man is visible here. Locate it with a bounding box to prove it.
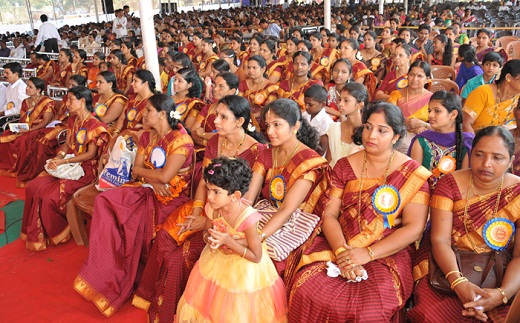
[35,14,61,53]
[0,63,28,128]
[112,9,128,39]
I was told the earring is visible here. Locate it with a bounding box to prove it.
[293,129,298,134]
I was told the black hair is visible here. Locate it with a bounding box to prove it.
[221,48,239,67]
[364,30,377,41]
[212,59,230,74]
[409,60,431,78]
[445,26,458,36]
[148,93,185,131]
[293,50,313,79]
[310,31,322,41]
[482,51,504,68]
[341,82,369,109]
[37,53,50,62]
[134,69,157,94]
[304,84,328,102]
[298,39,312,51]
[261,39,278,61]
[218,95,265,143]
[3,62,22,77]
[430,90,464,169]
[418,24,431,33]
[472,126,515,159]
[320,27,331,36]
[94,51,106,61]
[60,48,73,63]
[392,38,406,46]
[434,34,453,67]
[496,59,520,85]
[458,44,478,65]
[40,14,48,22]
[76,49,87,62]
[70,75,87,87]
[193,32,203,40]
[477,28,493,39]
[176,67,202,98]
[341,38,360,51]
[110,49,127,65]
[202,37,216,53]
[68,86,93,112]
[98,71,118,93]
[261,99,320,152]
[28,77,45,94]
[248,55,267,78]
[172,52,194,69]
[353,102,407,147]
[203,156,252,195]
[121,40,137,57]
[217,72,239,91]
[398,28,411,37]
[249,35,263,49]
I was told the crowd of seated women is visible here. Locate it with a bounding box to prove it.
[1,1,520,322]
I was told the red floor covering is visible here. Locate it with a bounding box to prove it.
[0,175,146,322]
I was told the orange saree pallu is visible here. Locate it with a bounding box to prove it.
[287,158,430,322]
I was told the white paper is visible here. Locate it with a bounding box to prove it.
[9,123,29,133]
[46,120,62,128]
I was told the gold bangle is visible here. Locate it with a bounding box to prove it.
[334,246,347,257]
[242,247,247,258]
[202,138,208,146]
[445,270,462,280]
[450,277,468,290]
[203,232,210,244]
[113,128,120,134]
[58,151,66,157]
[366,246,375,261]
[201,132,206,139]
[193,200,205,209]
[497,287,508,305]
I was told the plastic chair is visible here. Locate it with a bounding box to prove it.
[506,40,520,60]
[430,79,460,94]
[495,36,518,49]
[430,66,457,81]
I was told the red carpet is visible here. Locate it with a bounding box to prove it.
[0,175,146,322]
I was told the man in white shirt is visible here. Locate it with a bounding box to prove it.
[35,14,61,53]
[112,9,128,39]
[0,63,29,128]
[10,38,26,58]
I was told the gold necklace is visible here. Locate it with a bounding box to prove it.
[462,174,504,250]
[357,150,396,231]
[273,141,300,174]
[221,132,246,155]
[406,87,424,102]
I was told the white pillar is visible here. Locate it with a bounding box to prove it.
[93,0,100,23]
[404,0,408,14]
[25,0,34,33]
[138,0,161,92]
[379,0,384,15]
[324,0,331,31]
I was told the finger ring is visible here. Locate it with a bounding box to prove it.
[346,258,351,264]
[350,269,355,275]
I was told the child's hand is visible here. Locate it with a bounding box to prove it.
[208,227,231,249]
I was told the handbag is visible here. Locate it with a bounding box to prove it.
[97,135,137,190]
[44,157,85,180]
[255,199,320,262]
[428,246,511,295]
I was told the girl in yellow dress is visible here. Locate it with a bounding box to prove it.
[176,157,287,323]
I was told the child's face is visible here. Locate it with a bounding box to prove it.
[304,97,324,116]
[482,61,501,77]
[99,63,109,72]
[337,90,361,116]
[206,182,232,211]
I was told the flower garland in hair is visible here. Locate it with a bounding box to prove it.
[247,123,256,132]
[170,110,182,120]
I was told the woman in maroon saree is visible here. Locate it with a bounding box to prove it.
[132,95,266,322]
[74,93,195,317]
[408,127,520,322]
[10,75,86,187]
[21,86,109,251]
[287,102,431,322]
[0,77,55,176]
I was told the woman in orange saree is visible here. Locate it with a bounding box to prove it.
[87,52,105,90]
[51,48,73,87]
[339,38,377,100]
[92,71,127,130]
[172,68,204,129]
[288,102,430,322]
[409,126,520,322]
[74,94,194,317]
[132,95,266,322]
[260,40,284,85]
[109,49,135,96]
[0,77,55,175]
[278,51,323,111]
[21,86,109,251]
[36,54,55,85]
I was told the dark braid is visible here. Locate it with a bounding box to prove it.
[455,113,464,170]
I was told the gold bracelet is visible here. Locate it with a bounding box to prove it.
[334,246,347,257]
[450,277,468,290]
[58,151,66,157]
[203,232,210,244]
[445,270,462,280]
[113,128,120,134]
[202,138,208,146]
[366,246,375,261]
[193,200,205,209]
[242,247,247,258]
[497,287,508,305]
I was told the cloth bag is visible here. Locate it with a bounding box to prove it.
[428,246,511,295]
[255,199,320,262]
[97,135,137,190]
[44,155,85,180]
